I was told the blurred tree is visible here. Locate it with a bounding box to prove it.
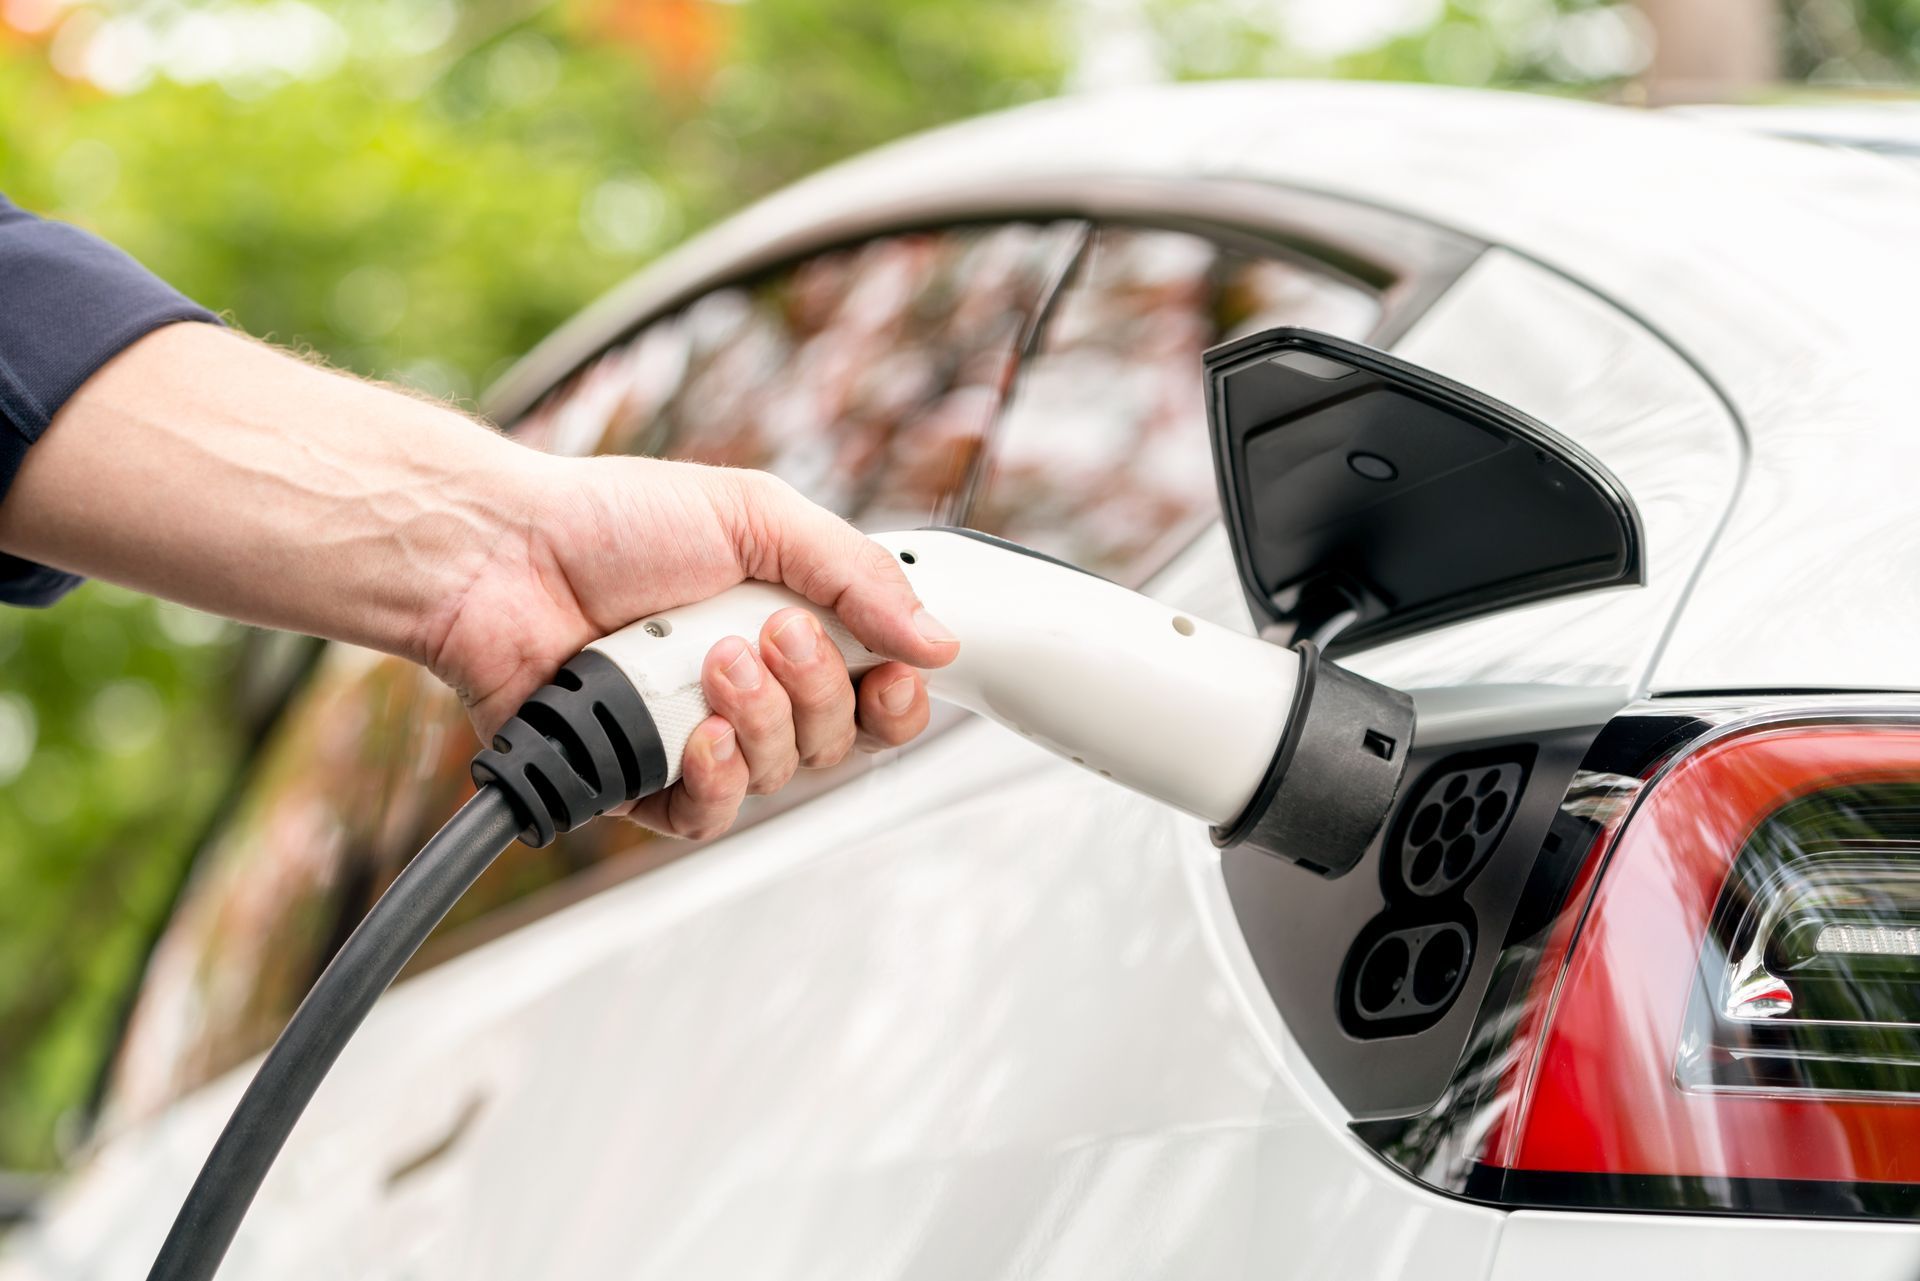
[0,588,244,1169]
[1136,0,1659,90]
[0,0,1067,1172]
[1783,0,1920,81]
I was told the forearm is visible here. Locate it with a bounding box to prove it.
[0,309,951,837]
[0,322,536,662]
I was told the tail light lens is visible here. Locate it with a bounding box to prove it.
[1384,716,1920,1216]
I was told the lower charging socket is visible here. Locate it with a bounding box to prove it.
[1342,919,1473,1034]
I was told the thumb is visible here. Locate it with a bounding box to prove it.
[725,472,958,669]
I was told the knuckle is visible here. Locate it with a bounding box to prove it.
[678,789,739,837]
[724,466,775,504]
[864,540,907,583]
[750,471,798,504]
[800,728,855,770]
[789,672,851,717]
[726,474,797,575]
[752,762,797,794]
[738,696,788,739]
[788,559,840,604]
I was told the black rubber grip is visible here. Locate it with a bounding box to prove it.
[470,648,668,847]
[1211,642,1415,879]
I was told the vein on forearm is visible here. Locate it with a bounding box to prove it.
[0,323,535,663]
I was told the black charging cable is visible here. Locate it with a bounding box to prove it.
[145,788,519,1280]
[140,562,1414,1278]
[147,651,666,1281]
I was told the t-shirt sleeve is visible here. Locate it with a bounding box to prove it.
[0,194,222,607]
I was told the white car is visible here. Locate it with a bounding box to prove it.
[9,81,1920,1279]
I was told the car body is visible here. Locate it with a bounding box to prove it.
[8,80,1920,1279]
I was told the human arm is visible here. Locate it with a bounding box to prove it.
[0,321,956,836]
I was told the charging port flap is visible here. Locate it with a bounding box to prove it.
[1205,328,1643,652]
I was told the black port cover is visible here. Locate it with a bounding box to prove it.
[1206,328,1643,651]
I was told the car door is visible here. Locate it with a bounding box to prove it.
[19,212,1423,1281]
[51,220,1078,1280]
[362,223,1405,1281]
[357,224,1409,1280]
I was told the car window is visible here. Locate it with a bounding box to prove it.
[963,226,1382,585]
[103,222,1085,1123]
[515,222,1087,527]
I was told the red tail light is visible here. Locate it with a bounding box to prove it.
[1479,721,1920,1206]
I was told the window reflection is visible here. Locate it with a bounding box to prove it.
[965,228,1380,585]
[519,222,1088,528]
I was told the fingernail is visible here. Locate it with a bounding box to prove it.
[710,727,737,762]
[723,643,762,691]
[772,613,819,662]
[879,675,915,715]
[913,609,957,644]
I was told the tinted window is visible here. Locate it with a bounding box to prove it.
[965,227,1380,584]
[104,222,1083,1121]
[517,223,1086,527]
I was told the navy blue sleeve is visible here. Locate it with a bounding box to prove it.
[0,194,221,607]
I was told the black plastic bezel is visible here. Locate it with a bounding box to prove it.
[1204,327,1645,652]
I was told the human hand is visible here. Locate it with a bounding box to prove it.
[0,325,952,838]
[420,454,958,839]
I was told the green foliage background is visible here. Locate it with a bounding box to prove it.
[0,0,1066,1173]
[0,0,1913,1173]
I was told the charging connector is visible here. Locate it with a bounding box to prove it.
[145,528,1414,1281]
[1211,641,1413,878]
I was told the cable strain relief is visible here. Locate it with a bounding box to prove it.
[469,648,668,848]
[1210,641,1415,879]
